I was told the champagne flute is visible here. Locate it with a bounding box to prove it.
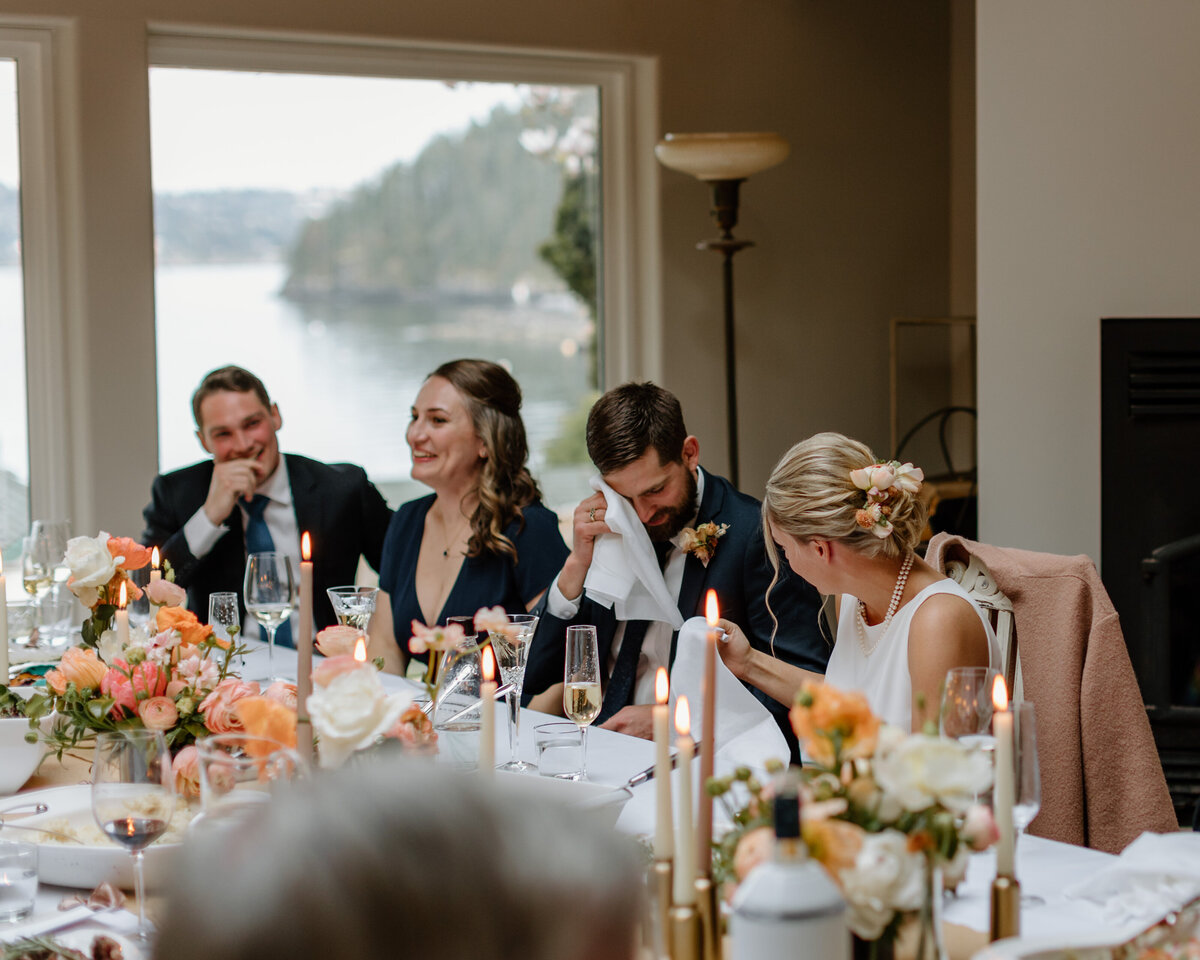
[243,552,295,674]
[494,613,538,772]
[208,591,241,646]
[91,729,176,941]
[1013,701,1044,906]
[563,624,601,781]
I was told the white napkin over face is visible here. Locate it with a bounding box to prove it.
[1063,831,1200,927]
[583,475,684,629]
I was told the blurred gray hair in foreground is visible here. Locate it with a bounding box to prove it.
[154,758,642,960]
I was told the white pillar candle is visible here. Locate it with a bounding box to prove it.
[149,546,161,584]
[653,667,673,860]
[296,532,314,764]
[698,590,719,878]
[0,554,9,678]
[992,675,1016,877]
[116,581,130,648]
[673,697,696,906]
[479,645,497,775]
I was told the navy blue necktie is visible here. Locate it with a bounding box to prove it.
[244,494,293,649]
[596,540,673,723]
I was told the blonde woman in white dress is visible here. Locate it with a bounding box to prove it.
[716,432,998,732]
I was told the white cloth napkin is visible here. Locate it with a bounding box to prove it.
[669,616,789,776]
[582,475,684,629]
[1063,831,1200,927]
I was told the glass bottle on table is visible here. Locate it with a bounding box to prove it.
[563,624,601,781]
[243,552,295,674]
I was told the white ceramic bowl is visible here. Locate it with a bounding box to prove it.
[0,714,46,795]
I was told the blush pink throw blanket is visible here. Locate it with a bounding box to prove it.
[926,533,1177,853]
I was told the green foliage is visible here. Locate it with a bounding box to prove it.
[538,171,597,317]
[544,391,599,467]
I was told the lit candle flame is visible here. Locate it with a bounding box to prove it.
[482,645,496,683]
[118,580,128,609]
[655,667,669,705]
[301,532,311,562]
[151,546,160,570]
[992,673,1009,711]
[353,637,367,662]
[705,589,719,627]
[675,695,691,736]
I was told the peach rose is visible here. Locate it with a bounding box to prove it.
[313,655,366,688]
[234,696,298,754]
[172,745,201,800]
[314,625,361,658]
[145,579,187,607]
[45,669,68,696]
[157,605,218,648]
[263,681,298,712]
[199,677,262,733]
[57,646,108,692]
[139,696,179,731]
[727,827,774,903]
[803,818,865,878]
[384,704,438,755]
[107,537,151,571]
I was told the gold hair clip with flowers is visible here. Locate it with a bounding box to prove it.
[673,521,730,567]
[849,461,924,539]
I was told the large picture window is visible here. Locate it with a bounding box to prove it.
[149,63,602,513]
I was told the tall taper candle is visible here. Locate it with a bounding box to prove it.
[149,546,161,584]
[296,532,314,764]
[992,674,1016,876]
[698,590,719,878]
[480,644,497,775]
[673,697,696,906]
[116,581,130,648]
[0,553,9,677]
[654,667,674,859]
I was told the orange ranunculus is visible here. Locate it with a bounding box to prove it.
[790,680,880,767]
[235,695,298,754]
[157,605,218,648]
[56,645,108,692]
[107,537,151,571]
[199,678,261,733]
[139,696,179,731]
[45,669,67,696]
[802,818,865,879]
[104,571,142,604]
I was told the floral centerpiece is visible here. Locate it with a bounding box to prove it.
[711,681,997,958]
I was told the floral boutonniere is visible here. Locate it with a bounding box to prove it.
[673,522,730,567]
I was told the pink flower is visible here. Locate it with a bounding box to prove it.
[726,826,775,903]
[100,661,169,719]
[384,704,438,755]
[408,620,465,655]
[145,579,187,607]
[172,745,200,800]
[199,677,262,733]
[313,655,366,688]
[263,681,298,712]
[962,803,1000,851]
[165,679,188,698]
[176,655,219,691]
[473,606,509,637]
[139,696,179,731]
[314,625,362,658]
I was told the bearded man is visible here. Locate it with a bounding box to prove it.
[522,382,827,752]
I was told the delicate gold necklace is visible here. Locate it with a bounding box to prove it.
[433,509,472,559]
[855,552,914,657]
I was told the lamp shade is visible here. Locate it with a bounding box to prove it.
[654,132,789,181]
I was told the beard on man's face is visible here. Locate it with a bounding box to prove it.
[644,467,699,543]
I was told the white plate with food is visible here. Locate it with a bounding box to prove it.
[3,785,192,890]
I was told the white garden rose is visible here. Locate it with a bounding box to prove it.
[306,666,413,769]
[839,830,925,940]
[64,533,118,605]
[872,733,992,815]
[96,629,124,666]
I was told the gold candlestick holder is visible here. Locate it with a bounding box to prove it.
[990,875,1021,941]
[670,904,701,960]
[653,860,674,958]
[694,876,721,960]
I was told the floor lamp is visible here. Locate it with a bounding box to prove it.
[654,132,789,489]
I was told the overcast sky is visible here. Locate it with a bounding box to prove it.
[0,65,523,192]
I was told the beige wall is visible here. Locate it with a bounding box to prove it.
[976,0,1200,560]
[4,0,953,534]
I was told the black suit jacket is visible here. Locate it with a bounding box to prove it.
[141,454,392,633]
[522,470,827,756]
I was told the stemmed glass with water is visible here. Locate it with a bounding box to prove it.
[326,586,378,631]
[563,624,601,781]
[208,591,241,645]
[91,729,176,941]
[1013,700,1043,905]
[243,552,295,672]
[939,666,998,752]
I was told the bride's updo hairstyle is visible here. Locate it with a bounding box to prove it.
[762,432,927,566]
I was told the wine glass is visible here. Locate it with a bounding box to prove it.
[20,534,52,603]
[91,729,176,941]
[492,613,538,772]
[940,666,998,749]
[208,591,241,646]
[326,585,378,631]
[243,552,295,673]
[31,520,71,642]
[1013,701,1044,906]
[563,624,601,781]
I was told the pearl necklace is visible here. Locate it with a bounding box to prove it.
[855,551,915,657]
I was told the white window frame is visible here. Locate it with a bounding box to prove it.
[0,23,73,526]
[147,25,663,389]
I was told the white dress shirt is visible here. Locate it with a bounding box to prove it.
[546,468,706,706]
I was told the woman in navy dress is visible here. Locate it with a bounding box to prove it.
[367,359,568,672]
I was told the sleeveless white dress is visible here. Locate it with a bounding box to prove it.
[826,579,1000,732]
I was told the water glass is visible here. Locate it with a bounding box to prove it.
[0,840,37,923]
[326,586,377,632]
[1013,701,1044,905]
[208,591,241,646]
[243,552,295,672]
[940,666,999,748]
[535,721,584,779]
[195,732,304,829]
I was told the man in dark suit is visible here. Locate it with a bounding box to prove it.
[522,382,827,753]
[141,366,392,640]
